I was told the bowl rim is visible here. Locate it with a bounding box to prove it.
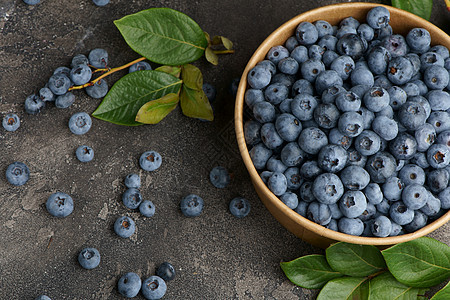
[234,2,450,246]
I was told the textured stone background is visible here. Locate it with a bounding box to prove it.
[0,0,449,299]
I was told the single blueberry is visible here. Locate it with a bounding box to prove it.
[141,275,167,300]
[252,101,275,123]
[313,103,340,129]
[402,184,429,210]
[55,92,75,109]
[267,172,288,196]
[85,79,109,99]
[70,64,92,85]
[389,201,415,225]
[300,59,325,83]
[229,197,251,218]
[139,200,156,217]
[39,87,55,102]
[296,22,318,45]
[129,61,152,73]
[118,272,142,298]
[389,132,418,160]
[338,217,364,236]
[427,144,450,169]
[247,65,271,89]
[266,156,288,173]
[291,93,318,121]
[209,166,231,188]
[339,190,367,218]
[371,215,392,237]
[414,123,436,152]
[180,194,204,217]
[337,111,364,138]
[307,201,332,225]
[299,161,322,180]
[46,192,74,218]
[366,6,390,29]
[68,112,92,135]
[372,116,398,141]
[2,113,20,132]
[312,173,344,204]
[298,127,328,155]
[48,74,71,95]
[71,54,89,68]
[292,79,314,97]
[139,151,162,171]
[340,165,370,191]
[122,188,143,209]
[88,48,108,68]
[354,130,381,156]
[366,151,397,183]
[364,183,383,205]
[78,247,100,270]
[244,120,261,146]
[156,262,176,281]
[125,173,141,189]
[25,94,45,115]
[114,216,136,238]
[406,28,431,53]
[6,161,30,186]
[75,145,94,163]
[427,169,449,193]
[249,143,272,170]
[398,164,426,186]
[284,167,303,190]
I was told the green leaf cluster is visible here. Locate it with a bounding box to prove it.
[92,7,234,125]
[281,237,450,299]
[391,0,433,20]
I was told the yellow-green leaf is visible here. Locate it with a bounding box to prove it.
[180,85,214,121]
[135,93,179,124]
[212,35,233,50]
[155,66,181,78]
[181,64,203,90]
[205,47,219,65]
[317,277,369,300]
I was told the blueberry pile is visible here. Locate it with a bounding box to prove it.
[244,6,450,237]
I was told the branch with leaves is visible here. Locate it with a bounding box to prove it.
[71,8,234,125]
[281,237,450,299]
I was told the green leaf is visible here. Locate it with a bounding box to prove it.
[368,272,429,300]
[391,0,433,20]
[92,70,182,126]
[431,281,450,300]
[155,66,181,78]
[180,85,214,121]
[326,242,387,277]
[212,35,233,50]
[135,93,179,124]
[205,47,219,65]
[114,8,208,65]
[317,277,369,300]
[382,237,450,288]
[280,254,343,289]
[181,64,203,90]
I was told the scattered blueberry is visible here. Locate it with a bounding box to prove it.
[129,61,152,73]
[6,161,30,186]
[122,188,143,209]
[68,112,92,135]
[180,194,204,217]
[124,173,141,189]
[139,200,156,217]
[141,276,167,300]
[75,145,94,163]
[156,262,176,281]
[46,192,74,218]
[139,151,162,171]
[229,197,251,218]
[114,216,136,238]
[78,247,100,270]
[118,272,142,298]
[2,113,20,132]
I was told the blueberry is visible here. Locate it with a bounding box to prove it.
[317,34,338,52]
[328,128,352,150]
[420,52,445,72]
[249,143,272,169]
[398,164,426,186]
[71,54,89,68]
[301,59,326,83]
[78,247,100,270]
[322,51,340,68]
[387,56,414,85]
[427,169,449,193]
[284,167,303,190]
[382,176,404,201]
[48,74,71,95]
[335,91,361,112]
[23,0,40,5]
[430,45,450,60]
[364,183,383,205]
[427,111,450,134]
[390,222,404,236]
[389,132,418,160]
[339,191,367,218]
[290,46,309,64]
[363,87,390,113]
[292,79,314,97]
[401,82,420,97]
[267,45,290,64]
[70,64,92,85]
[285,36,299,52]
[406,28,431,54]
[307,201,332,225]
[39,87,55,102]
[118,272,142,298]
[336,34,365,60]
[201,82,217,103]
[406,53,421,76]
[260,171,273,184]
[299,181,316,202]
[424,65,449,90]
[257,60,277,76]
[209,166,231,188]
[373,74,392,90]
[252,101,275,123]
[351,67,374,87]
[374,25,393,40]
[244,89,264,110]
[247,65,271,89]
[35,296,51,300]
[141,276,167,300]
[314,20,334,38]
[122,188,143,209]
[366,151,397,183]
[278,57,300,75]
[366,6,390,29]
[267,172,288,196]
[322,85,346,104]
[139,151,162,171]
[296,22,318,45]
[347,147,368,167]
[355,107,375,130]
[271,73,295,88]
[124,173,141,189]
[315,70,344,96]
[404,210,428,233]
[139,200,156,218]
[410,79,429,96]
[68,112,92,135]
[280,192,299,209]
[325,219,339,231]
[427,144,450,168]
[371,215,392,237]
[338,217,364,236]
[357,23,375,41]
[389,201,415,225]
[75,145,94,163]
[2,113,20,132]
[372,116,398,141]
[264,83,289,105]
[436,130,450,149]
[180,194,204,217]
[438,187,450,209]
[354,130,381,156]
[261,123,284,149]
[313,103,340,129]
[340,165,370,191]
[415,123,436,152]
[402,184,429,210]
[294,200,309,217]
[114,216,136,238]
[55,92,75,109]
[280,143,305,167]
[421,192,441,217]
[358,203,377,221]
[291,93,318,121]
[85,79,109,99]
[229,197,251,218]
[24,94,45,115]
[308,45,324,61]
[266,156,288,173]
[129,61,152,73]
[427,90,450,111]
[338,111,364,138]
[336,26,357,39]
[376,198,391,215]
[312,173,344,204]
[299,161,322,180]
[410,152,431,169]
[381,34,408,58]
[6,161,29,186]
[367,46,391,75]
[318,144,348,173]
[88,48,108,68]
[46,192,74,218]
[297,127,328,155]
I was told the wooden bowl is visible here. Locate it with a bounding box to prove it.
[234,2,450,248]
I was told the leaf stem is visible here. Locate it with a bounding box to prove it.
[69,57,147,91]
[212,49,235,55]
[367,269,387,280]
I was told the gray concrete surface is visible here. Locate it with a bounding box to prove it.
[0,0,449,299]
